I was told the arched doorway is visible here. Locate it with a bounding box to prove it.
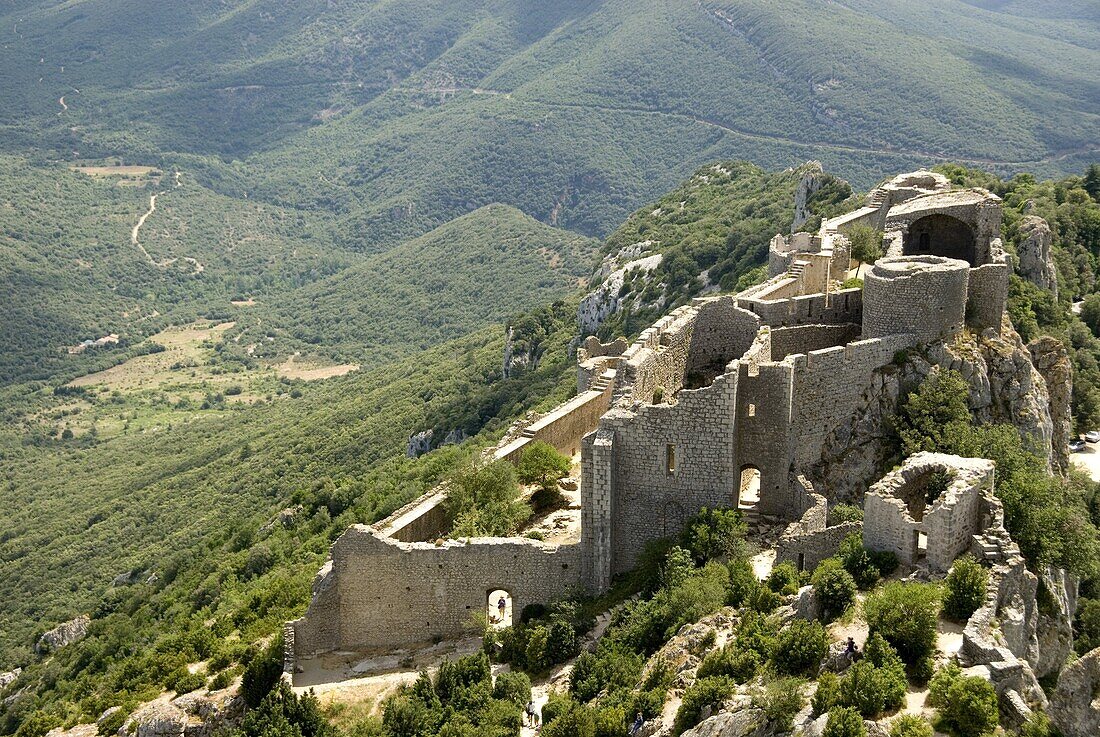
[738,465,760,510]
[488,589,513,628]
[902,214,976,265]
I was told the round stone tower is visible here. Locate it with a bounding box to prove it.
[862,255,970,342]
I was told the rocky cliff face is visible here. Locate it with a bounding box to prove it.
[1016,215,1058,299]
[790,161,828,233]
[577,243,663,335]
[815,318,1061,501]
[35,615,90,655]
[1029,336,1073,475]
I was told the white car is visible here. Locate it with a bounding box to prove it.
[1087,430,1100,443]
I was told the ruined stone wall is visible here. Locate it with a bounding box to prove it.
[621,307,697,404]
[738,287,862,328]
[582,428,615,592]
[600,373,740,577]
[966,256,1009,334]
[685,298,761,379]
[776,521,862,573]
[862,256,969,343]
[769,323,861,360]
[787,335,914,470]
[291,527,586,657]
[496,375,616,462]
[734,360,796,516]
[863,454,995,571]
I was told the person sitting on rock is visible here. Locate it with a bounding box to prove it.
[845,637,859,661]
[629,711,645,735]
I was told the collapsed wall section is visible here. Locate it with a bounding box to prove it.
[291,527,585,658]
[863,453,996,572]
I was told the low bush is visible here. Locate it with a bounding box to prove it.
[754,677,805,732]
[674,676,735,735]
[697,643,761,684]
[492,670,531,708]
[937,675,999,737]
[889,714,934,737]
[942,556,988,622]
[767,561,802,595]
[812,558,858,619]
[828,504,864,525]
[812,672,840,716]
[773,620,827,676]
[863,582,940,666]
[823,706,866,737]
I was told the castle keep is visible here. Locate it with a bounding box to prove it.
[288,171,1012,668]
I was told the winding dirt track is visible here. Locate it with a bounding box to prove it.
[129,172,203,272]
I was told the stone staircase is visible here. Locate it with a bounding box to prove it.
[971,529,1015,564]
[867,188,890,209]
[788,260,808,281]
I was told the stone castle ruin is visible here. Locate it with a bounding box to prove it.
[289,172,1074,706]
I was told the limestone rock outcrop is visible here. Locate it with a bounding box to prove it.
[680,707,768,737]
[1029,336,1072,475]
[406,429,433,458]
[1050,646,1100,737]
[791,161,827,233]
[36,615,90,654]
[118,685,244,737]
[0,669,19,691]
[578,245,662,334]
[1016,215,1058,298]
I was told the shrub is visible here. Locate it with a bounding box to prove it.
[241,635,284,708]
[726,558,758,607]
[937,675,999,737]
[673,676,734,735]
[1016,712,1058,737]
[697,643,761,684]
[828,504,864,525]
[661,546,695,589]
[746,584,782,613]
[735,611,779,660]
[767,561,802,595]
[889,714,934,737]
[823,706,866,737]
[863,582,940,666]
[754,677,805,732]
[927,663,962,709]
[812,558,858,619]
[812,672,840,716]
[14,712,59,737]
[942,556,988,622]
[238,684,333,737]
[773,620,828,676]
[541,691,576,726]
[838,534,882,589]
[592,706,626,737]
[492,670,531,708]
[543,704,596,737]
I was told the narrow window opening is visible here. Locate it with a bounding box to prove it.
[666,444,677,475]
[797,553,806,572]
[747,403,756,417]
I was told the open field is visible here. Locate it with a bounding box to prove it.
[71,165,160,177]
[69,322,236,391]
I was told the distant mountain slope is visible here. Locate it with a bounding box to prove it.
[234,204,597,366]
[0,0,1095,254]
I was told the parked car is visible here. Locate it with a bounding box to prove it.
[1071,439,1087,452]
[1086,430,1100,443]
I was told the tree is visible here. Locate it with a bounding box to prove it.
[812,672,840,716]
[753,677,805,732]
[516,441,571,489]
[896,369,972,456]
[1085,163,1100,201]
[847,225,884,266]
[241,635,284,708]
[681,507,747,564]
[446,459,530,537]
[1080,293,1100,337]
[236,683,333,737]
[823,707,866,737]
[942,556,988,622]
